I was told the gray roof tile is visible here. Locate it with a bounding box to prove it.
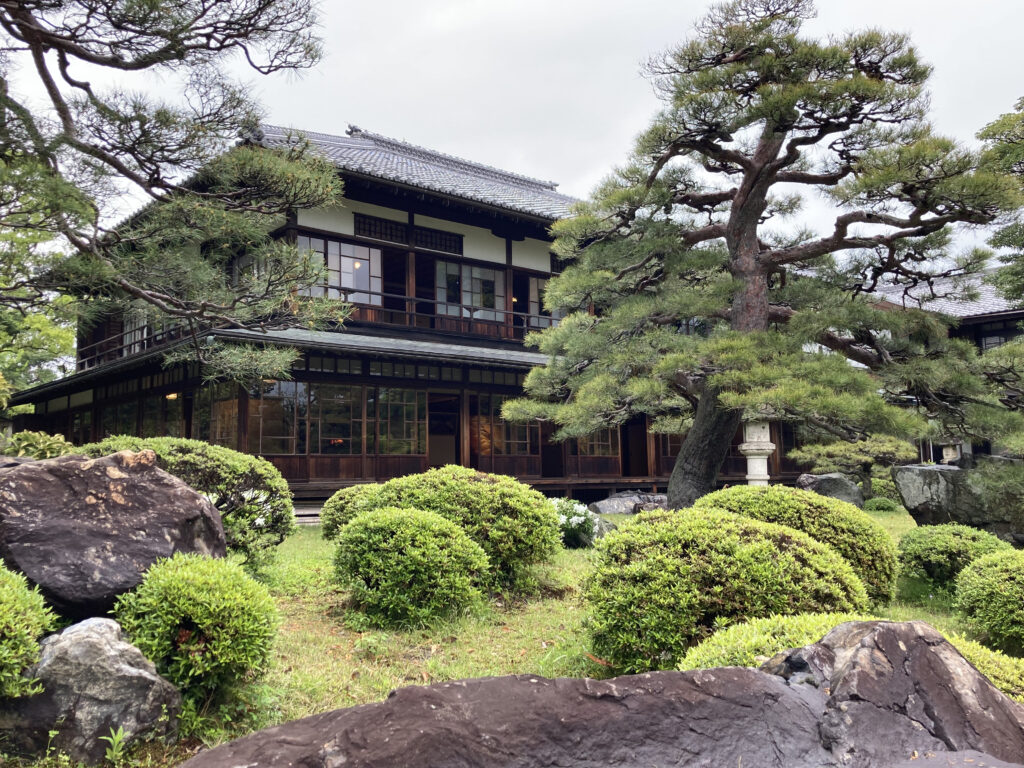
[875,271,1019,319]
[260,125,577,221]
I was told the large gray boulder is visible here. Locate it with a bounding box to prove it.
[796,472,865,507]
[763,620,1024,767]
[0,618,180,765]
[892,463,1024,544]
[0,450,226,617]
[179,621,1024,768]
[588,490,668,515]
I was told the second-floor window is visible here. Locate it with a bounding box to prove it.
[297,235,382,304]
[436,261,506,322]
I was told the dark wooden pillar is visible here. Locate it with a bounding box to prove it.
[460,388,471,468]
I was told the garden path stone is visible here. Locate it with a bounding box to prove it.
[179,621,1024,768]
[0,449,226,617]
[0,618,180,765]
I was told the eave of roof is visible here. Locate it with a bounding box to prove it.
[10,330,547,405]
[212,329,549,368]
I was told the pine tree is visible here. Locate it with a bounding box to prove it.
[0,1,344,379]
[504,0,1018,506]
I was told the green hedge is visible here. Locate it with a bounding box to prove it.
[80,436,295,569]
[115,553,279,703]
[584,508,868,674]
[334,507,490,627]
[321,466,560,588]
[955,549,1024,655]
[0,564,56,698]
[694,485,898,604]
[899,524,1012,590]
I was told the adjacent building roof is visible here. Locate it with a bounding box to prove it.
[259,124,578,221]
[875,271,1019,320]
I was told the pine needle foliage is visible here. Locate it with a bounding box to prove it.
[504,0,1020,507]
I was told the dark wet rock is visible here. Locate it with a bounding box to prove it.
[0,618,180,765]
[588,490,668,516]
[0,450,226,618]
[764,620,1024,767]
[179,621,1024,768]
[796,472,865,508]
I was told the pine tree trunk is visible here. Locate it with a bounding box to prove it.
[666,388,743,508]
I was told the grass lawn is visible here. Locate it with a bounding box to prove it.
[7,503,992,767]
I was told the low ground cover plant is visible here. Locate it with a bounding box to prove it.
[114,553,279,706]
[694,485,898,604]
[864,497,901,513]
[321,466,560,589]
[334,507,490,627]
[955,549,1024,655]
[0,564,55,698]
[899,524,1012,591]
[551,498,600,548]
[0,430,76,459]
[80,436,296,570]
[584,508,868,673]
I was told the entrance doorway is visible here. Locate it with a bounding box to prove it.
[622,416,649,477]
[541,422,565,478]
[428,393,460,467]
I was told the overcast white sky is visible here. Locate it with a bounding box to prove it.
[247,0,1024,202]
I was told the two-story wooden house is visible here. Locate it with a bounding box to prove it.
[11,125,803,499]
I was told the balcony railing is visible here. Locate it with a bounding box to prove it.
[75,290,559,370]
[340,288,559,341]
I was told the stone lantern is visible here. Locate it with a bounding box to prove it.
[738,420,775,486]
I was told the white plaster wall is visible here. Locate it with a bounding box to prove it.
[414,214,506,265]
[511,238,552,273]
[297,200,408,236]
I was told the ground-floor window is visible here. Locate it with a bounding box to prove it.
[309,383,363,454]
[372,387,427,455]
[244,381,426,456]
[470,393,539,456]
[571,428,619,457]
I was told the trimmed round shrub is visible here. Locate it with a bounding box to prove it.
[80,436,295,568]
[899,524,1012,590]
[0,564,56,697]
[584,508,869,673]
[678,611,1024,703]
[864,497,901,513]
[334,507,490,627]
[694,485,898,604]
[320,483,386,540]
[114,553,279,702]
[322,465,560,588]
[955,549,1024,654]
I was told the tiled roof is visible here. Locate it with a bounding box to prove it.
[259,125,577,221]
[874,271,1019,320]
